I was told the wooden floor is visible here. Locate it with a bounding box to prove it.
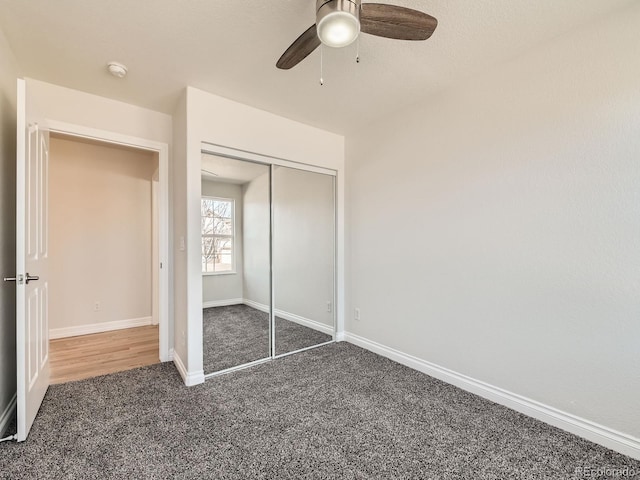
[49,325,160,384]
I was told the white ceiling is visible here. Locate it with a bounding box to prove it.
[0,0,634,134]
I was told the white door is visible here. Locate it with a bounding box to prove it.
[15,78,50,441]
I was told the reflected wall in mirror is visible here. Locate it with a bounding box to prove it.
[273,166,335,356]
[201,153,270,374]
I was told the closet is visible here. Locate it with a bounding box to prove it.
[201,151,336,376]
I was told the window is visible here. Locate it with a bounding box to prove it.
[201,197,234,274]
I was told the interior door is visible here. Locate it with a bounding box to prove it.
[16,78,50,441]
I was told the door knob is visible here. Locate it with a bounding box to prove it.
[25,273,39,284]
[3,274,24,284]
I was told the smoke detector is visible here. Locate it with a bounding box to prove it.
[107,61,128,78]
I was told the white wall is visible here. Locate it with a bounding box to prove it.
[201,179,243,304]
[273,166,334,327]
[346,2,640,450]
[0,27,19,434]
[242,172,270,307]
[27,80,172,144]
[27,79,174,350]
[173,86,344,381]
[49,136,155,334]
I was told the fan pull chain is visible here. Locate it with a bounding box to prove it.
[320,44,324,86]
[356,35,360,64]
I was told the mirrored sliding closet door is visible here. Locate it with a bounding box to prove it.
[201,153,271,375]
[202,151,337,376]
[273,166,335,356]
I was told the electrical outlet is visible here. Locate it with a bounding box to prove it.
[94,301,101,312]
[326,301,332,313]
[354,308,361,321]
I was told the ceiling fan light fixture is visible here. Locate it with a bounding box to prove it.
[276,0,437,70]
[316,0,361,48]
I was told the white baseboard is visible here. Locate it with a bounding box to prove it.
[0,393,16,437]
[203,298,244,309]
[166,348,175,362]
[173,351,204,387]
[242,298,269,313]
[49,316,153,339]
[159,347,173,363]
[274,309,334,336]
[344,332,640,461]
[241,299,333,336]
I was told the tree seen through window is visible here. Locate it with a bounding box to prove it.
[201,197,234,273]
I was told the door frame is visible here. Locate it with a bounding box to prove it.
[46,120,171,362]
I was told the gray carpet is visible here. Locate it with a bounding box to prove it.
[0,342,638,479]
[203,305,332,374]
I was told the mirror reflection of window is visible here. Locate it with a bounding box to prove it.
[201,197,234,274]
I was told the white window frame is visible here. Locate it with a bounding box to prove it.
[201,196,236,276]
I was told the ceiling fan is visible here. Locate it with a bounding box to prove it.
[276,0,438,70]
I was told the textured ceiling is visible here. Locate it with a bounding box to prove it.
[0,0,634,134]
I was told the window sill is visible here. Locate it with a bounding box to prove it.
[202,271,237,276]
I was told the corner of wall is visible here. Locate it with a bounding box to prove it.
[172,349,204,387]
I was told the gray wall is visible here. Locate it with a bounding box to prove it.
[201,179,243,303]
[242,172,270,307]
[346,3,640,439]
[0,28,18,433]
[273,166,334,327]
[242,167,335,326]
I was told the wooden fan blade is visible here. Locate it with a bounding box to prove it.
[276,24,321,69]
[360,3,437,41]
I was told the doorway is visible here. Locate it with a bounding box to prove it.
[47,134,161,383]
[43,121,171,370]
